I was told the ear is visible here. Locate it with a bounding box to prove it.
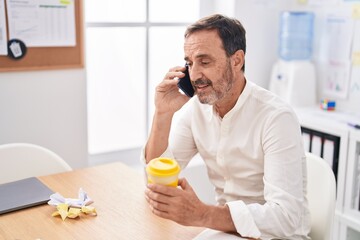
[231,50,245,71]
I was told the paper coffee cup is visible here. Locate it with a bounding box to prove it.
[146,158,181,187]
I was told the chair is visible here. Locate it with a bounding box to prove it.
[306,152,336,240]
[0,143,72,184]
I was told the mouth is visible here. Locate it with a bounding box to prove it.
[195,83,209,91]
[194,80,212,93]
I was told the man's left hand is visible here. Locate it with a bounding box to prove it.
[145,178,208,226]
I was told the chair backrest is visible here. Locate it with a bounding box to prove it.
[306,152,336,240]
[0,143,72,184]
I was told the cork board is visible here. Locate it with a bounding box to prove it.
[0,0,84,72]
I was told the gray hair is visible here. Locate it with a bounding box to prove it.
[185,14,246,71]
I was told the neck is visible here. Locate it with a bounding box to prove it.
[214,76,246,118]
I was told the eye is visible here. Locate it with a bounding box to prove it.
[201,61,210,65]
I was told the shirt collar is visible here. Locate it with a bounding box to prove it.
[200,79,253,121]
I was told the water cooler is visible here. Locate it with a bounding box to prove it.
[269,11,317,107]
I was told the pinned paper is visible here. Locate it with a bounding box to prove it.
[49,188,97,221]
[352,4,360,19]
[60,0,71,4]
[353,52,360,66]
[297,0,308,4]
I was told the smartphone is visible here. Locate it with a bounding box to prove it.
[177,65,194,97]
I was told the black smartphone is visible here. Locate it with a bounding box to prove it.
[177,65,194,97]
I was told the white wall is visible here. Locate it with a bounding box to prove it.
[234,0,360,113]
[234,1,280,88]
[0,69,88,169]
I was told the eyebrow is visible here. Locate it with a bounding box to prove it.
[184,53,212,62]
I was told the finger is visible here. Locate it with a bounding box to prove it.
[145,188,171,204]
[164,66,187,80]
[147,183,169,195]
[178,178,189,189]
[157,77,180,90]
[164,71,185,81]
[149,204,171,220]
[177,178,186,187]
[178,178,195,193]
[145,190,169,213]
[168,65,186,73]
[147,196,170,213]
[147,183,181,197]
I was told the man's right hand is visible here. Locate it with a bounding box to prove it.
[145,66,191,162]
[154,66,191,115]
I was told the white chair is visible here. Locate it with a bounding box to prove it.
[306,152,336,240]
[0,143,72,184]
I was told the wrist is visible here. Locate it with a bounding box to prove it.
[202,204,236,232]
[154,109,174,119]
[152,111,174,129]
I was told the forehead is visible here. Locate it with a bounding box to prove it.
[184,29,226,60]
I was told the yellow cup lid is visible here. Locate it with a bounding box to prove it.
[146,158,180,177]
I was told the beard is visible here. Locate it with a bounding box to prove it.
[194,60,234,105]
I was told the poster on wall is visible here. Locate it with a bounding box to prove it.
[6,0,76,47]
[319,13,354,99]
[350,18,360,96]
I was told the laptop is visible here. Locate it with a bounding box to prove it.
[0,177,54,214]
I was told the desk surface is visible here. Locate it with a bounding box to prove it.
[0,162,203,240]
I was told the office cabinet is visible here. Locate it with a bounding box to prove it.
[295,107,360,240]
[341,130,360,240]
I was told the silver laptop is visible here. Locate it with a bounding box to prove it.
[0,177,54,214]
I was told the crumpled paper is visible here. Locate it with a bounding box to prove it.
[48,188,97,221]
[48,188,93,207]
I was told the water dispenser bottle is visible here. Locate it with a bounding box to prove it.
[270,11,317,108]
[279,11,315,61]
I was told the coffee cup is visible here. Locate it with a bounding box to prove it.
[146,158,181,187]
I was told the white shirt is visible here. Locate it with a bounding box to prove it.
[144,80,311,239]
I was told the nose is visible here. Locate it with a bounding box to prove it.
[189,64,203,82]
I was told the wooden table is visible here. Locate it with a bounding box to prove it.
[0,162,203,240]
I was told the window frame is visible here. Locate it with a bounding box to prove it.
[85,0,216,157]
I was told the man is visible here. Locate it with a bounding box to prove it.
[143,14,311,239]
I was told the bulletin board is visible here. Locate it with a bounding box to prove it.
[0,0,84,72]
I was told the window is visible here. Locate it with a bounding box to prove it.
[85,0,200,155]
